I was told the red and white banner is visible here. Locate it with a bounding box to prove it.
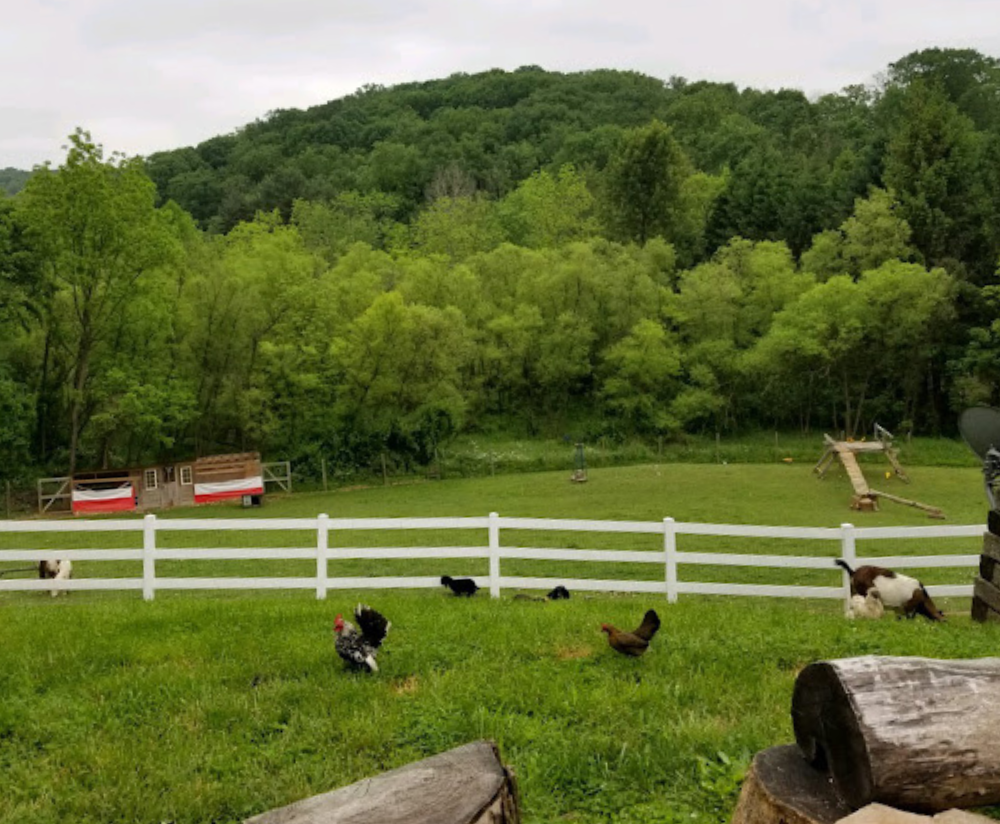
[72,484,136,514]
[194,475,264,504]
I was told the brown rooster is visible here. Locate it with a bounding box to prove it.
[601,609,661,657]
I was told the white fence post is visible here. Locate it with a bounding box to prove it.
[840,522,856,616]
[664,517,678,603]
[489,511,500,598]
[316,513,329,600]
[142,513,156,601]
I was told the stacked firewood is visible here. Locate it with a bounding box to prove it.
[733,656,1000,824]
[972,512,1000,622]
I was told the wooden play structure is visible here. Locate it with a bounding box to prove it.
[813,425,943,518]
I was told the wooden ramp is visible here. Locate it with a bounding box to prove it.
[834,447,870,496]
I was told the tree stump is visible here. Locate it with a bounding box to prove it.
[792,656,1000,812]
[244,740,519,824]
[731,745,852,824]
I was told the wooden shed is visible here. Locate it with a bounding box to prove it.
[70,452,263,514]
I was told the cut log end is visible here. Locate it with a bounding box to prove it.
[791,662,874,809]
[731,745,852,824]
[793,656,1000,812]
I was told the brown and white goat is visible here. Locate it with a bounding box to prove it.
[835,559,944,621]
[38,559,72,597]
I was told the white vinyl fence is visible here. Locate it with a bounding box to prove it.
[0,513,984,606]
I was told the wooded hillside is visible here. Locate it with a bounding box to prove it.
[2,48,1000,480]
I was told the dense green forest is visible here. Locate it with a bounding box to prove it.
[3,47,1000,481]
[0,168,30,196]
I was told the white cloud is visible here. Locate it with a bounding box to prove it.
[2,0,999,168]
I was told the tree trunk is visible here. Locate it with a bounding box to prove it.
[731,745,851,824]
[792,656,1000,812]
[68,340,92,476]
[243,740,519,824]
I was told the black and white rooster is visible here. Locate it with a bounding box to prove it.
[333,604,391,672]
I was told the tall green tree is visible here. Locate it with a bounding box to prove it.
[602,120,692,245]
[800,188,915,280]
[881,82,984,278]
[19,130,179,473]
[600,319,681,435]
[497,165,599,248]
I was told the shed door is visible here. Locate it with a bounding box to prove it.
[160,466,179,508]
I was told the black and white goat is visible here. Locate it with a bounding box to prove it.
[38,559,73,597]
[835,559,944,621]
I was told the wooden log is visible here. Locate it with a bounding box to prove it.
[730,745,851,824]
[982,532,1000,565]
[973,577,1000,615]
[973,534,1000,623]
[970,592,998,623]
[988,510,1000,538]
[868,489,944,520]
[791,656,1000,812]
[971,577,1000,625]
[243,740,519,824]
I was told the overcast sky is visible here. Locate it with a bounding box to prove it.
[3,0,999,170]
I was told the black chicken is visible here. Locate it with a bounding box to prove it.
[333,604,391,672]
[441,575,479,596]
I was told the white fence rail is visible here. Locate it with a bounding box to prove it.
[0,513,984,604]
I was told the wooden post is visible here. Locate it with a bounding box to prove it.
[792,656,1000,811]
[244,740,519,824]
[663,517,677,604]
[142,514,156,601]
[488,511,500,599]
[316,513,329,600]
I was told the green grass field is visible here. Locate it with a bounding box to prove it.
[2,459,997,823]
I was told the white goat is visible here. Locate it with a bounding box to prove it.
[848,588,884,620]
[38,559,72,597]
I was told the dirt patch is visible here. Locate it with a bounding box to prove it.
[391,675,420,695]
[556,646,593,661]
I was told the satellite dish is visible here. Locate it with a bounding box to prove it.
[958,407,1000,461]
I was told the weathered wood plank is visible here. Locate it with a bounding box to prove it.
[838,452,871,495]
[981,532,1000,565]
[792,656,1000,811]
[243,740,519,824]
[730,745,851,824]
[980,556,999,588]
[971,595,998,623]
[973,577,1000,614]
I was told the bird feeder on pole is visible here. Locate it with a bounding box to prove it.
[570,442,587,483]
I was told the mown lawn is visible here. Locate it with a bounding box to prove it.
[1,460,997,823]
